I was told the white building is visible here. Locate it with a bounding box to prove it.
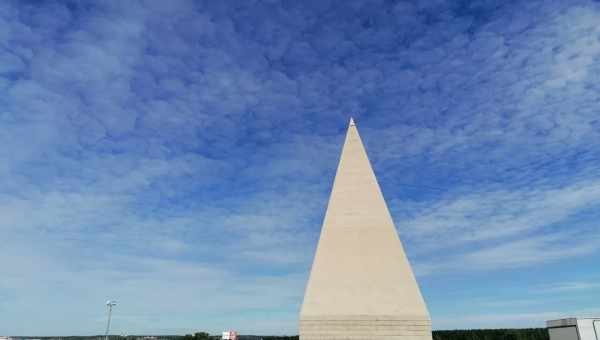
[221,331,237,340]
[547,318,600,340]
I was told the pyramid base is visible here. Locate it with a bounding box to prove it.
[300,315,432,340]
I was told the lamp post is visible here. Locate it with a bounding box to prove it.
[105,300,117,340]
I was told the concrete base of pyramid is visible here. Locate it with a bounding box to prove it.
[299,315,432,340]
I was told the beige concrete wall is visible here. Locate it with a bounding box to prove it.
[301,315,431,340]
[300,120,431,340]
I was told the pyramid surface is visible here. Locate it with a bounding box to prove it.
[300,120,431,340]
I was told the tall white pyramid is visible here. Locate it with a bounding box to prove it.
[300,119,432,340]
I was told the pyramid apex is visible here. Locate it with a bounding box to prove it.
[349,117,356,127]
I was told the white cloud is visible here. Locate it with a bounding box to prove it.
[405,178,600,245]
[539,281,600,293]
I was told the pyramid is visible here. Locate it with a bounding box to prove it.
[299,119,432,340]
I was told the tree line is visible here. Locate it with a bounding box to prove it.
[432,328,549,340]
[14,328,550,340]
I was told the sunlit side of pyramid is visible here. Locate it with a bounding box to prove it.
[300,119,432,340]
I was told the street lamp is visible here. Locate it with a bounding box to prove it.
[105,300,117,340]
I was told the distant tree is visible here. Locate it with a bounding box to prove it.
[193,332,211,340]
[432,328,549,340]
[182,332,210,340]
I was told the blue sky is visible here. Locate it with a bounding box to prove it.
[2,0,600,336]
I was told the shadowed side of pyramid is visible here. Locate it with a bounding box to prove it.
[299,119,432,340]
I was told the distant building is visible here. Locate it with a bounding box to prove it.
[221,331,237,340]
[547,318,600,340]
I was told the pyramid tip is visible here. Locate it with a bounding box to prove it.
[349,117,356,127]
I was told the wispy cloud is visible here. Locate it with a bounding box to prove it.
[405,178,600,245]
[539,281,600,293]
[414,230,600,276]
[403,177,600,275]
